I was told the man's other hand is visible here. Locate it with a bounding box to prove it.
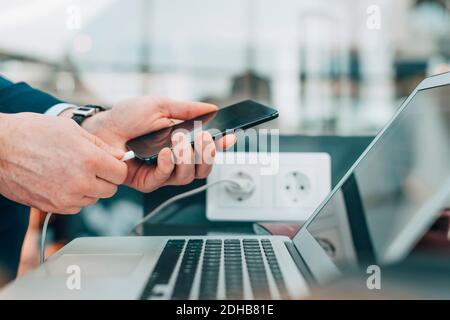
[0,113,127,214]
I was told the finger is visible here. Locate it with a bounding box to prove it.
[87,134,125,160]
[125,148,174,192]
[158,98,218,120]
[79,196,98,207]
[194,131,216,179]
[90,139,128,185]
[86,178,118,199]
[171,132,195,185]
[58,207,82,215]
[151,147,175,186]
[215,134,237,151]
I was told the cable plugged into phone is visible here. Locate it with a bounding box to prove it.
[121,150,135,161]
[129,178,256,236]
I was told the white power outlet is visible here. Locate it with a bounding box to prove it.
[281,171,312,205]
[206,152,331,221]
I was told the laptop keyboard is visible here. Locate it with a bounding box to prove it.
[140,239,290,300]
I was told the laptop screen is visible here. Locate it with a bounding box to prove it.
[293,82,450,283]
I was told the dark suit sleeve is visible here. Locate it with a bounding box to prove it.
[0,76,62,114]
[0,197,29,284]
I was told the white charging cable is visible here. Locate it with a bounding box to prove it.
[130,178,254,236]
[40,212,52,264]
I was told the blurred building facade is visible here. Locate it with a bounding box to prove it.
[1,0,449,135]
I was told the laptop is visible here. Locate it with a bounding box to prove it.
[1,72,449,299]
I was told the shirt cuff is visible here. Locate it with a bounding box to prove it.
[45,103,78,116]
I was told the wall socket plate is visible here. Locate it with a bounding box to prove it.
[206,152,331,222]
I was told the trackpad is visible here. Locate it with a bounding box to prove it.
[46,254,143,277]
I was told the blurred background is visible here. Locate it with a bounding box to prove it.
[2,0,449,134]
[0,0,448,274]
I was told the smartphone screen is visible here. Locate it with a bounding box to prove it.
[126,100,278,163]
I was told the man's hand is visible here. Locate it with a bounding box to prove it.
[0,112,127,214]
[81,97,236,192]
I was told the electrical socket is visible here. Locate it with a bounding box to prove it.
[280,171,312,205]
[206,152,331,221]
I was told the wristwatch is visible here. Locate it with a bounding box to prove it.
[71,105,105,126]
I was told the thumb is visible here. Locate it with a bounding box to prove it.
[89,135,125,160]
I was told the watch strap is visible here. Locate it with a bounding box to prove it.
[71,114,86,125]
[71,105,105,126]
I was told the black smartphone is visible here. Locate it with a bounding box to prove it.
[126,100,278,164]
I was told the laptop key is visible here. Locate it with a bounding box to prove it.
[172,240,204,300]
[224,240,244,300]
[244,240,271,299]
[261,240,290,299]
[140,239,185,299]
[199,240,222,300]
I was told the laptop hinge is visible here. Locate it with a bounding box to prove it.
[284,241,317,286]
